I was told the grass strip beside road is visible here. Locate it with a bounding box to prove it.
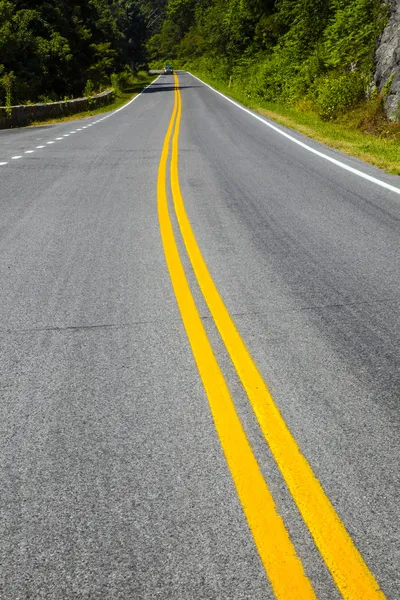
[185,70,400,175]
[158,73,317,600]
[28,77,154,127]
[171,73,386,600]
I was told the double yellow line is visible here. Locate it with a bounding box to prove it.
[157,73,385,600]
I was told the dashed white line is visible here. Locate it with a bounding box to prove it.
[1,76,161,170]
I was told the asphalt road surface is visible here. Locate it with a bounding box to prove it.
[1,72,399,599]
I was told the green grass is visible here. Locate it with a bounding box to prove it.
[29,75,155,127]
[185,70,400,176]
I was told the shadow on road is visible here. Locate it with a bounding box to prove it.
[124,83,152,94]
[143,85,202,93]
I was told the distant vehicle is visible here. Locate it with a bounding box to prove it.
[163,64,173,75]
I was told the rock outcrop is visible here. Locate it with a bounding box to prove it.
[374,0,400,120]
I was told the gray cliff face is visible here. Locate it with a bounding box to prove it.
[374,0,400,120]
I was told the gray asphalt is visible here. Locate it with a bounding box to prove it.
[0,73,399,599]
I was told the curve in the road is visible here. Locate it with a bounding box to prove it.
[164,72,387,600]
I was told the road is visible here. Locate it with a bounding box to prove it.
[0,72,399,599]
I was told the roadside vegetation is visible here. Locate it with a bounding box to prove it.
[29,71,154,127]
[2,0,400,173]
[148,0,400,174]
[186,71,400,175]
[0,0,163,107]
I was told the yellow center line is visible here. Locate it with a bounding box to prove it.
[170,73,385,600]
[157,77,317,599]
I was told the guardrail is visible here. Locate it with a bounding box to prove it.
[0,90,114,129]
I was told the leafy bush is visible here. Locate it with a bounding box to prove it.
[312,71,367,120]
[110,73,123,96]
[116,66,136,87]
[84,80,95,98]
[110,67,137,96]
[135,70,150,82]
[188,55,232,85]
[1,71,15,114]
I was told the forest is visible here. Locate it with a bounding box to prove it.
[0,0,390,122]
[0,0,165,105]
[148,0,389,120]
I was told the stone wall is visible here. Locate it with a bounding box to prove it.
[374,0,400,120]
[0,90,114,129]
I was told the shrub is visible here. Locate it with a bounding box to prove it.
[84,80,95,98]
[1,72,15,115]
[116,66,135,87]
[135,70,150,81]
[312,71,367,120]
[295,98,314,113]
[110,73,123,96]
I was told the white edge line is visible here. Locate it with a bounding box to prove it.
[108,75,162,118]
[69,75,161,128]
[74,76,160,128]
[187,72,400,197]
[3,76,161,165]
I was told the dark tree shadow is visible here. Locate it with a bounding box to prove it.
[124,83,152,94]
[143,85,202,93]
